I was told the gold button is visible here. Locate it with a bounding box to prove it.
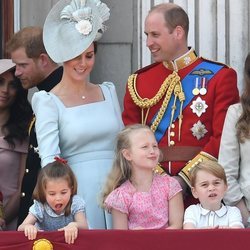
[170,132,175,137]
[170,141,175,146]
[171,124,175,128]
[25,169,29,173]
[21,192,25,197]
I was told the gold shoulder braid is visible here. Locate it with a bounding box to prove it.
[128,71,185,136]
[179,151,217,187]
[127,73,170,109]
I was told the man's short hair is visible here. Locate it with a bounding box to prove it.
[6,26,47,58]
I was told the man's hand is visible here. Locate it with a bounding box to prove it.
[173,175,188,199]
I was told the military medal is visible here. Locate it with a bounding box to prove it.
[192,88,199,95]
[190,120,208,140]
[199,88,207,95]
[190,96,208,117]
[199,77,207,95]
[192,78,200,95]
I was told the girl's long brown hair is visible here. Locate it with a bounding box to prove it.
[33,160,77,216]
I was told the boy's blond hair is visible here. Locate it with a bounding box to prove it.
[190,160,227,187]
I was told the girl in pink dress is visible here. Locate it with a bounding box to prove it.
[102,124,184,229]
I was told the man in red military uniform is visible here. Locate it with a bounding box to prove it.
[122,3,239,197]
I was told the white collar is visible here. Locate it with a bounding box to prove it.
[199,203,228,217]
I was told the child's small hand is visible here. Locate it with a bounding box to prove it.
[24,224,38,240]
[0,218,5,228]
[58,222,78,244]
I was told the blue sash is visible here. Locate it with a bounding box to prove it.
[152,61,224,142]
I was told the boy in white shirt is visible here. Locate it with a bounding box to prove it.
[183,160,244,229]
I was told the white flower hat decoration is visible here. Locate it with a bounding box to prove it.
[43,0,110,63]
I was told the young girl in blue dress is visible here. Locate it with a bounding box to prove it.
[18,157,88,244]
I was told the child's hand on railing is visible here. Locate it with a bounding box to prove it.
[58,222,78,244]
[23,224,38,240]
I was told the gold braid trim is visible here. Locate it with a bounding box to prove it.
[127,71,182,132]
[151,72,181,132]
[128,73,171,109]
[28,115,36,136]
[178,84,185,141]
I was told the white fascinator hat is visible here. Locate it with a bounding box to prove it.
[43,0,110,63]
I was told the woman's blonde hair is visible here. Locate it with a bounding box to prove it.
[189,160,227,187]
[33,160,77,216]
[100,124,153,206]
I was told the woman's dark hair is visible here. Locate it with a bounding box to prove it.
[236,53,250,142]
[3,68,33,148]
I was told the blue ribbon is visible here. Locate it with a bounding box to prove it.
[152,61,224,142]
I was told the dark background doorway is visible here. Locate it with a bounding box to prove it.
[1,0,14,58]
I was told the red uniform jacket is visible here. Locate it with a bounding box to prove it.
[122,56,239,176]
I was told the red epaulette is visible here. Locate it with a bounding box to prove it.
[201,57,230,68]
[134,62,161,74]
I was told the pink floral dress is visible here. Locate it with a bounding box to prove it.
[105,174,182,229]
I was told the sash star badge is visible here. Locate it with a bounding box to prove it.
[190,96,208,117]
[191,120,208,140]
